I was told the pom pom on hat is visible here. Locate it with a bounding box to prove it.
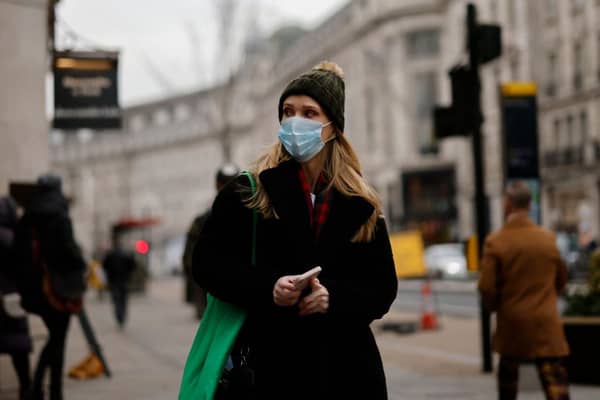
[313,61,345,80]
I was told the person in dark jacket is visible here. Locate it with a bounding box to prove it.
[14,174,86,400]
[0,196,32,400]
[193,61,398,399]
[182,164,239,319]
[102,237,136,329]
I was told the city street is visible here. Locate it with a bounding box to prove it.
[3,0,600,399]
[395,279,480,318]
[2,278,599,399]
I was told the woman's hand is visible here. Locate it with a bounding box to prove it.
[298,278,329,316]
[273,276,302,307]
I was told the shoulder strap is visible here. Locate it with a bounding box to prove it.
[240,171,258,266]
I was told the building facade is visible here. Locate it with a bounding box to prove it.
[51,88,230,271]
[51,0,600,267]
[534,0,600,239]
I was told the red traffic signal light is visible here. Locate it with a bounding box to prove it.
[135,239,149,255]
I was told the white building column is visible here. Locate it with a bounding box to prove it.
[0,0,49,192]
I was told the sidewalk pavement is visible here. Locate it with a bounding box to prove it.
[374,313,600,399]
[1,277,599,399]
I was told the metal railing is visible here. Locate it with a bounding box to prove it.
[543,147,586,167]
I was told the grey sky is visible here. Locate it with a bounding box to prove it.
[56,0,349,106]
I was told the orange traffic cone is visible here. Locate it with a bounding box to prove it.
[420,280,438,330]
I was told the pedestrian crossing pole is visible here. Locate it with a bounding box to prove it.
[466,3,493,374]
[433,3,501,371]
[433,4,502,372]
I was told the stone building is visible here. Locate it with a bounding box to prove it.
[51,87,230,272]
[533,0,600,238]
[51,0,600,268]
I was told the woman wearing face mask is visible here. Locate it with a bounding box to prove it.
[193,61,398,399]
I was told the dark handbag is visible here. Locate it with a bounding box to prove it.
[214,171,258,400]
[215,347,256,400]
[41,268,84,314]
[32,229,85,314]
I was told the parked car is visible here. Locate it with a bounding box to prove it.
[424,243,468,279]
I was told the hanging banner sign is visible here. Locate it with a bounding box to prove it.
[501,82,539,179]
[53,51,121,130]
[501,82,541,223]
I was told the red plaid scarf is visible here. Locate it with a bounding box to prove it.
[297,166,331,237]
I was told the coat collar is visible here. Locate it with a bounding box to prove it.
[504,212,535,229]
[258,160,374,243]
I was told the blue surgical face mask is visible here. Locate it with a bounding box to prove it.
[278,117,332,162]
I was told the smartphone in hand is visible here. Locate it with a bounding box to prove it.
[293,266,322,290]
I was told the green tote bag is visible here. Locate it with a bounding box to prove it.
[178,171,257,400]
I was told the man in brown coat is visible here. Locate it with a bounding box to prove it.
[479,181,570,400]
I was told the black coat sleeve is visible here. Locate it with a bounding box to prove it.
[319,217,398,324]
[192,177,278,311]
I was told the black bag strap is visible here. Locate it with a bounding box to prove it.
[240,171,257,267]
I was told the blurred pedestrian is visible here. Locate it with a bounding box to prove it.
[102,235,136,329]
[14,174,86,400]
[182,164,239,319]
[0,196,32,400]
[479,181,570,400]
[577,222,597,278]
[193,61,398,399]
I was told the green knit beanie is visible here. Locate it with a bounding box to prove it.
[278,61,345,132]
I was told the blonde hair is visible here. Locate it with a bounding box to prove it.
[247,134,382,243]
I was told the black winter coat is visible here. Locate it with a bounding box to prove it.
[103,248,136,286]
[0,198,32,354]
[0,234,32,354]
[13,189,85,313]
[193,160,398,399]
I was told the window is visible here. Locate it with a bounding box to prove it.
[490,1,498,20]
[510,58,519,81]
[406,29,440,58]
[573,42,583,91]
[546,52,557,97]
[564,114,576,163]
[567,115,575,146]
[507,0,517,29]
[153,109,171,126]
[572,0,586,12]
[364,86,375,151]
[580,111,588,144]
[414,72,438,154]
[546,0,558,19]
[554,118,561,149]
[174,103,191,121]
[598,35,600,82]
[129,114,146,132]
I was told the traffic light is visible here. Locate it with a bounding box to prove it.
[432,3,502,374]
[475,24,502,65]
[432,16,501,140]
[135,239,149,255]
[434,65,478,139]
